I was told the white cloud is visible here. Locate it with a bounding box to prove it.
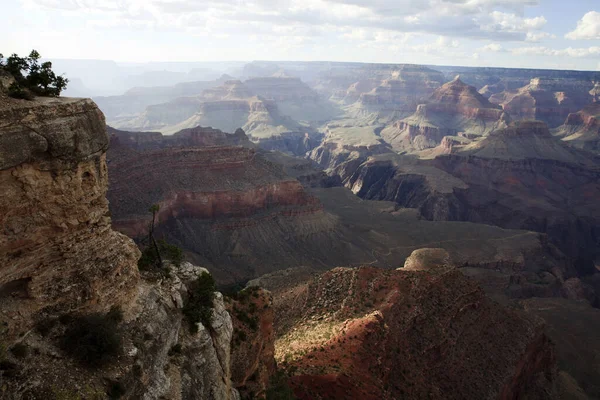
[480,43,504,52]
[566,11,600,40]
[411,36,459,54]
[525,31,555,42]
[478,11,547,34]
[20,0,548,42]
[512,46,600,58]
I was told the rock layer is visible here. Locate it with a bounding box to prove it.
[490,78,594,128]
[0,97,140,334]
[555,102,600,153]
[380,77,508,153]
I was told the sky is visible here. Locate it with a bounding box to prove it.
[1,0,600,70]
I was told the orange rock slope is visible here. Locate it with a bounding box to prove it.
[268,259,558,399]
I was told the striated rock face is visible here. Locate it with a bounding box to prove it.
[108,140,320,236]
[555,102,600,154]
[121,263,241,400]
[266,264,559,400]
[380,77,509,153]
[107,127,326,283]
[490,78,594,128]
[0,97,140,333]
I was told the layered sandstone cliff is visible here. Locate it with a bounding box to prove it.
[555,102,600,153]
[380,77,509,153]
[0,97,140,334]
[490,78,594,128]
[107,126,326,283]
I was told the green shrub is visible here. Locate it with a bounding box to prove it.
[138,240,183,273]
[7,81,32,99]
[183,272,216,333]
[60,308,123,368]
[234,309,259,331]
[1,50,68,99]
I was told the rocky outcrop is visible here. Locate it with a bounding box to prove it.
[94,75,233,120]
[0,97,140,335]
[348,66,445,122]
[380,77,509,153]
[266,264,559,399]
[108,125,251,150]
[555,102,600,153]
[244,77,318,102]
[490,78,594,128]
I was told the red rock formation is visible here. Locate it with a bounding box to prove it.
[556,103,600,153]
[108,133,320,238]
[380,77,509,153]
[269,265,558,399]
[490,78,594,128]
[342,121,600,276]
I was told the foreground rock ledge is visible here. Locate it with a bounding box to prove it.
[0,97,140,333]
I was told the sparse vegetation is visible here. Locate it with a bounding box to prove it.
[183,272,216,333]
[137,204,184,275]
[234,308,259,331]
[265,370,297,400]
[0,50,68,99]
[60,306,124,368]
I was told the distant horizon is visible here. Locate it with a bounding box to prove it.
[34,57,600,74]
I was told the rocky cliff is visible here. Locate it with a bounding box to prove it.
[555,102,600,153]
[0,97,140,335]
[490,78,594,128]
[257,252,561,399]
[107,126,327,283]
[0,95,273,399]
[108,76,337,143]
[380,77,509,153]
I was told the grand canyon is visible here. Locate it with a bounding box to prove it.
[3,6,600,398]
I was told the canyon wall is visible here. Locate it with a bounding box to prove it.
[0,97,140,333]
[0,95,274,399]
